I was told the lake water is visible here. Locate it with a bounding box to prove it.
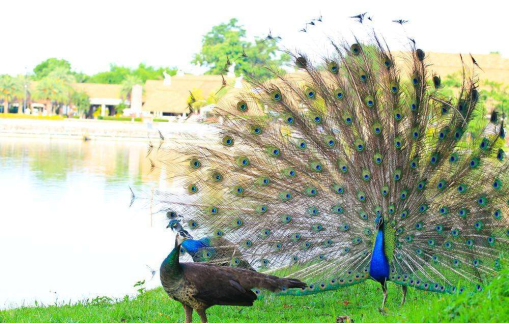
[0,138,177,310]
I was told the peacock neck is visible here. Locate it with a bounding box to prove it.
[373,227,386,259]
[161,243,183,279]
[369,225,390,283]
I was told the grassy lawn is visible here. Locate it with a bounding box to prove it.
[1,270,507,323]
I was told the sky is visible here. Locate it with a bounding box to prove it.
[1,0,507,76]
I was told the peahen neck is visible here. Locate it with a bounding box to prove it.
[161,242,183,279]
[369,224,390,283]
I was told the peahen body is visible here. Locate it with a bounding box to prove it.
[152,33,508,310]
[161,229,306,323]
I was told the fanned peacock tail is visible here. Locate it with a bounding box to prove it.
[150,33,508,296]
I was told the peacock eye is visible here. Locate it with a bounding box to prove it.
[328,62,339,73]
[351,44,361,55]
[335,89,344,100]
[237,101,248,112]
[270,90,282,101]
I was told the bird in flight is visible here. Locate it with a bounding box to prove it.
[393,19,409,25]
[351,12,367,23]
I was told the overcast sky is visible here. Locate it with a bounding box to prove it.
[1,0,506,76]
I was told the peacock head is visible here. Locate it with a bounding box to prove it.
[374,215,385,230]
[167,220,193,240]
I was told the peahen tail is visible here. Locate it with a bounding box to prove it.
[150,32,508,295]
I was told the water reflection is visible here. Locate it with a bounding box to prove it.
[0,138,173,310]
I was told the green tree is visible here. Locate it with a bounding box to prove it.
[192,18,290,80]
[71,90,90,117]
[87,64,177,84]
[0,75,25,114]
[33,69,75,115]
[33,58,72,80]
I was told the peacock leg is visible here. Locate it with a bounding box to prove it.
[197,309,208,323]
[401,285,407,306]
[183,304,193,323]
[379,282,388,313]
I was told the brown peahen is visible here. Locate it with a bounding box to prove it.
[151,31,508,311]
[160,224,306,323]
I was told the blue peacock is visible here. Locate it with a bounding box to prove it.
[150,33,508,309]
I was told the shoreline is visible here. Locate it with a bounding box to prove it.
[0,118,218,142]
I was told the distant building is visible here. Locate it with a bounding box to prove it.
[19,52,508,119]
[141,74,225,117]
[71,83,122,116]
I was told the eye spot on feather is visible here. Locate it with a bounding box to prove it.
[458,208,468,218]
[328,61,339,74]
[270,90,282,102]
[188,220,198,229]
[190,159,201,169]
[188,184,198,194]
[493,179,502,190]
[350,43,361,55]
[236,101,248,112]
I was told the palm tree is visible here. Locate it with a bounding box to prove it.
[120,75,143,102]
[33,68,75,115]
[16,75,30,114]
[71,90,90,118]
[0,75,24,114]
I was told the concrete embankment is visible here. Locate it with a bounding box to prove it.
[0,118,217,141]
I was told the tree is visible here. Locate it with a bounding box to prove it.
[87,64,177,84]
[71,90,90,118]
[0,75,24,114]
[192,18,290,80]
[33,69,75,115]
[33,58,72,80]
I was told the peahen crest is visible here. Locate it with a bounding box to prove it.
[150,33,508,298]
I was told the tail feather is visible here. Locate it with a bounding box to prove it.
[151,30,508,294]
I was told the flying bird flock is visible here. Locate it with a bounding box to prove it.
[139,12,508,323]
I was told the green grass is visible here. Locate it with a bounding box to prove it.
[1,270,507,323]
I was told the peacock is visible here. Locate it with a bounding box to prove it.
[161,224,306,323]
[150,32,508,310]
[167,216,254,270]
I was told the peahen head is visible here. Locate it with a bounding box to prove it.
[374,215,385,230]
[175,232,189,247]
